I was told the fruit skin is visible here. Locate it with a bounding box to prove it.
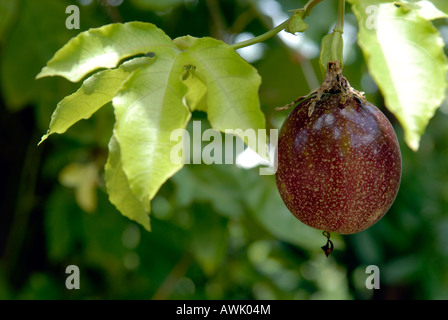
[275,93,401,235]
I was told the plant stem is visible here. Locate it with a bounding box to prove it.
[334,0,345,33]
[332,0,345,63]
[230,19,289,50]
[230,0,325,50]
[304,0,325,17]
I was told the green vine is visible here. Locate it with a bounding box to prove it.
[332,0,345,61]
[230,0,325,50]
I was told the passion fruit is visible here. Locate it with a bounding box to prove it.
[275,61,401,237]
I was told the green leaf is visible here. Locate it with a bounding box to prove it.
[38,25,266,231]
[319,31,344,78]
[398,0,448,20]
[105,134,151,231]
[285,9,309,35]
[177,37,266,147]
[39,57,153,145]
[173,35,199,51]
[350,0,448,150]
[36,21,176,82]
[112,49,191,209]
[182,68,208,112]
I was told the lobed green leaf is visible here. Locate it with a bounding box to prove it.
[38,23,267,230]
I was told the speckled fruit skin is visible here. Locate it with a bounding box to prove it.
[275,94,401,234]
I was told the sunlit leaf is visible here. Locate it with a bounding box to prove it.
[39,57,153,144]
[399,0,448,20]
[182,68,208,112]
[105,134,151,231]
[36,21,176,82]
[177,37,266,145]
[112,50,191,210]
[349,0,448,150]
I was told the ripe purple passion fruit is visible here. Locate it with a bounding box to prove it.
[275,62,401,236]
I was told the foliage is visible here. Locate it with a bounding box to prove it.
[349,0,448,150]
[37,21,265,229]
[35,0,448,232]
[1,0,448,300]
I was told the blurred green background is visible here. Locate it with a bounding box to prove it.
[1,0,448,300]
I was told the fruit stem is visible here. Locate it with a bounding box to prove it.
[334,0,345,34]
[332,0,345,62]
[321,231,334,257]
[230,0,324,50]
